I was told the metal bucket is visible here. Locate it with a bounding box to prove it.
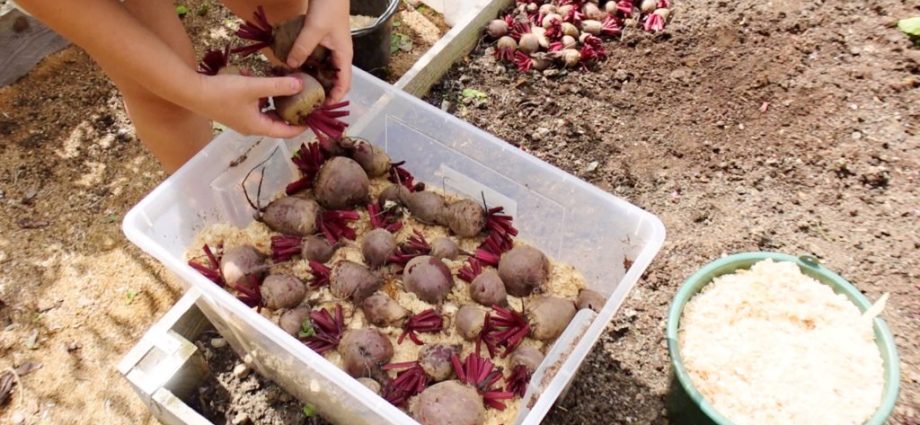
[350,0,400,77]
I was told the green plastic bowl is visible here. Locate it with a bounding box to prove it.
[665,252,901,425]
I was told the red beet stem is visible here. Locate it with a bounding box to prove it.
[388,229,431,266]
[287,142,326,195]
[482,306,530,357]
[643,13,664,32]
[197,46,232,76]
[305,102,350,150]
[188,244,225,286]
[388,161,422,192]
[233,6,273,56]
[450,352,510,408]
[458,259,483,283]
[316,210,359,244]
[382,362,428,406]
[270,234,303,262]
[505,364,531,397]
[602,15,624,35]
[514,51,533,73]
[398,309,444,345]
[617,0,634,16]
[308,260,331,288]
[367,203,403,233]
[235,274,263,308]
[304,304,345,353]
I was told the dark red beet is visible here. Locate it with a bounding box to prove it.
[410,381,484,425]
[455,305,487,341]
[348,137,391,177]
[219,245,266,289]
[404,191,446,225]
[279,306,311,336]
[339,328,394,378]
[418,344,461,382]
[470,269,508,307]
[314,157,370,210]
[361,292,408,327]
[262,196,320,236]
[260,274,306,310]
[498,246,551,297]
[330,261,383,303]
[444,199,487,237]
[362,229,397,269]
[429,237,460,260]
[576,288,606,312]
[526,295,576,340]
[404,256,454,304]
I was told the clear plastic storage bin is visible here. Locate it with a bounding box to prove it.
[122,68,665,425]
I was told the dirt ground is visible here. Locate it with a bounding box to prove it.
[0,0,918,425]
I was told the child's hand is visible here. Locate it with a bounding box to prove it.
[283,0,353,102]
[193,73,307,138]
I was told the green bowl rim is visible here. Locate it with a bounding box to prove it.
[665,252,901,425]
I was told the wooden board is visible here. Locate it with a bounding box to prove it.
[394,0,512,97]
[0,7,70,87]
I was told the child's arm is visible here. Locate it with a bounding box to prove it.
[16,0,307,138]
[282,0,353,102]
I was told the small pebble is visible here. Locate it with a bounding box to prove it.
[232,363,250,378]
[210,338,227,349]
[585,161,599,172]
[851,131,862,140]
[231,412,251,425]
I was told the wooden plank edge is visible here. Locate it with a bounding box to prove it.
[394,0,513,97]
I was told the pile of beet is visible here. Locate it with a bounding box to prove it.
[187,134,605,424]
[486,0,672,72]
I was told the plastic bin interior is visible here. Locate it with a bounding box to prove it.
[122,68,665,425]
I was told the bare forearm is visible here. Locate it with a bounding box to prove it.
[16,0,203,108]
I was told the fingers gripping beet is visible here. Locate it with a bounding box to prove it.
[409,381,485,425]
[429,237,460,260]
[262,196,321,236]
[279,306,312,336]
[456,305,487,341]
[526,296,577,341]
[339,328,394,378]
[330,261,383,303]
[576,288,606,312]
[418,344,461,382]
[445,199,487,238]
[219,245,266,288]
[362,229,397,269]
[470,269,508,307]
[498,246,551,297]
[314,157,371,210]
[404,256,454,304]
[260,274,306,310]
[361,292,408,327]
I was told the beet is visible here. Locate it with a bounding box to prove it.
[470,269,507,307]
[498,246,551,297]
[444,199,486,237]
[361,292,408,327]
[270,15,305,64]
[301,235,338,262]
[576,288,606,312]
[274,72,326,126]
[362,229,396,269]
[404,191,446,225]
[358,377,382,395]
[329,261,382,303]
[349,138,391,177]
[262,196,320,236]
[219,245,266,288]
[404,256,454,304]
[510,346,544,372]
[260,274,306,310]
[339,328,394,378]
[378,184,410,207]
[526,296,576,340]
[455,305,487,341]
[410,381,484,425]
[418,344,461,382]
[429,237,460,260]
[314,157,370,210]
[279,306,311,336]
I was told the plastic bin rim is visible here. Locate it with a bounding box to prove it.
[665,251,901,425]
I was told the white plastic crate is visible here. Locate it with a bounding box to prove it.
[122,68,665,425]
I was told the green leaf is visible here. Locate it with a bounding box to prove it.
[461,88,488,100]
[125,289,140,304]
[298,318,315,338]
[898,17,920,37]
[302,404,316,417]
[196,4,210,17]
[176,5,189,17]
[390,33,413,54]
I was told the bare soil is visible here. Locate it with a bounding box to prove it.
[0,1,917,425]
